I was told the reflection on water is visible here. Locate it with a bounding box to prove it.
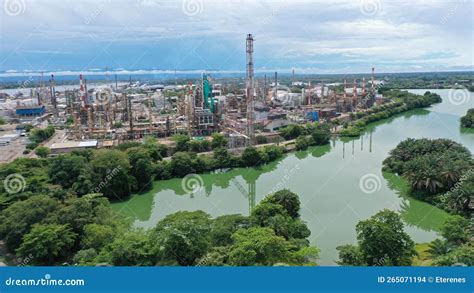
[112,89,474,265]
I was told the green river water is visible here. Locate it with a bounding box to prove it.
[112,89,474,265]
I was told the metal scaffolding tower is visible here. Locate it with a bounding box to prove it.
[371,67,375,94]
[246,34,255,145]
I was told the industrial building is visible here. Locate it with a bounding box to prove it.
[0,33,386,160]
[15,105,45,117]
[50,140,98,155]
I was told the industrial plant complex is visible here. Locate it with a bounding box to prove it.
[0,34,384,162]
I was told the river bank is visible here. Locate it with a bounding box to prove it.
[112,89,474,265]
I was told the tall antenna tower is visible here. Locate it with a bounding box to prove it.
[371,67,375,94]
[362,77,366,96]
[50,74,57,118]
[79,74,86,108]
[343,79,347,99]
[353,79,357,99]
[246,34,255,145]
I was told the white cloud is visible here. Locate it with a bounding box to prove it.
[0,0,472,72]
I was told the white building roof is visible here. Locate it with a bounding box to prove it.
[51,140,98,149]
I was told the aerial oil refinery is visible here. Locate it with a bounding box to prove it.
[0,34,385,161]
[0,1,473,287]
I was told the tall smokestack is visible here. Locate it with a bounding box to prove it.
[362,77,366,96]
[246,34,255,145]
[343,79,347,99]
[51,74,57,118]
[371,67,375,94]
[264,74,267,98]
[353,79,357,98]
[273,71,278,100]
[79,74,86,108]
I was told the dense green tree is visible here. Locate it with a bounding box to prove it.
[250,190,309,241]
[295,135,309,150]
[126,147,153,191]
[250,202,309,240]
[90,150,131,200]
[261,189,301,219]
[81,224,115,250]
[29,126,55,143]
[115,141,142,152]
[169,152,195,177]
[109,229,155,266]
[227,227,291,266]
[172,134,190,152]
[198,247,228,266]
[16,224,76,265]
[155,143,169,158]
[73,248,98,266]
[35,146,50,158]
[211,133,228,149]
[279,124,303,140]
[241,147,263,167]
[441,215,469,245]
[191,155,214,174]
[71,149,94,161]
[383,138,473,197]
[212,147,233,168]
[336,244,365,266]
[189,140,203,153]
[210,214,250,247]
[48,154,88,189]
[71,166,95,196]
[0,195,60,250]
[142,137,164,161]
[439,172,474,216]
[263,145,284,161]
[200,140,211,152]
[355,209,416,266]
[311,124,330,145]
[56,195,113,236]
[427,239,452,257]
[151,211,212,266]
[433,244,474,266]
[460,108,474,128]
[153,160,172,180]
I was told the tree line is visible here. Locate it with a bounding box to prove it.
[460,108,474,128]
[0,189,319,266]
[374,137,473,266]
[340,91,442,137]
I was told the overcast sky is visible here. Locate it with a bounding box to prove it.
[0,0,473,74]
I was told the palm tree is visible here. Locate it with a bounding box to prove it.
[427,239,451,257]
